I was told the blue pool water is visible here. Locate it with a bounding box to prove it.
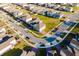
[45,37,56,42]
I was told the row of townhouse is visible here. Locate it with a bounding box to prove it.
[2,4,46,32]
[58,3,79,7]
[16,3,64,19]
[43,10,64,19]
[31,3,74,12]
[0,27,17,55]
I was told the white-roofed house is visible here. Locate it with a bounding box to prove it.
[28,18,46,32]
[63,7,73,12]
[18,14,32,22]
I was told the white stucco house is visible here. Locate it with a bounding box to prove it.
[0,28,6,36]
[0,38,17,56]
[28,18,46,32]
[18,14,32,22]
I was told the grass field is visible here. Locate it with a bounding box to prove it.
[73,6,79,11]
[72,23,79,33]
[14,39,26,49]
[31,14,62,32]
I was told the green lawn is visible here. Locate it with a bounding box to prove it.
[14,40,26,49]
[31,14,61,32]
[72,23,79,33]
[73,6,79,11]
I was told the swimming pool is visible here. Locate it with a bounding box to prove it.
[45,37,56,42]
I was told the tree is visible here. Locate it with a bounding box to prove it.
[23,46,32,53]
[36,48,47,56]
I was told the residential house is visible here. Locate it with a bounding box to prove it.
[53,5,61,9]
[55,6,64,11]
[0,37,17,55]
[0,28,6,38]
[63,7,73,12]
[61,3,77,6]
[37,3,45,6]
[11,11,23,17]
[47,4,55,8]
[0,27,17,56]
[0,28,6,42]
[36,9,43,14]
[67,3,77,6]
[18,14,32,22]
[31,8,39,13]
[23,4,34,11]
[28,18,46,32]
[76,3,79,7]
[15,3,22,6]
[43,10,64,19]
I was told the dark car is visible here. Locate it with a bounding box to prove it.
[26,36,30,39]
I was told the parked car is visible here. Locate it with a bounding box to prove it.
[26,36,30,39]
